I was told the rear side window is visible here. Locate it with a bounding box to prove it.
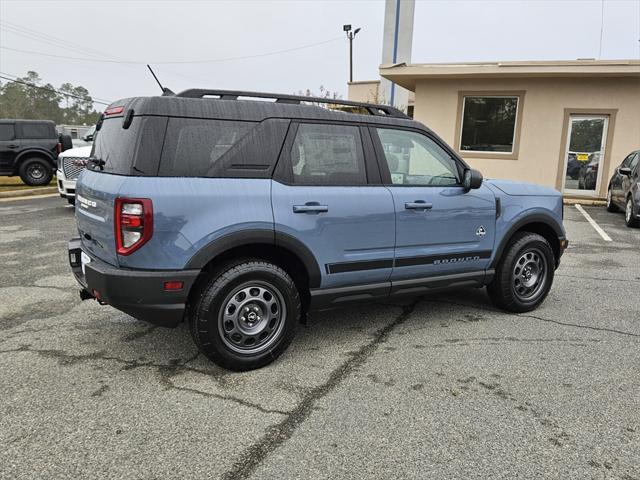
[159,118,254,176]
[290,123,367,186]
[0,124,14,141]
[21,123,52,139]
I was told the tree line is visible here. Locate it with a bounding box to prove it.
[0,71,102,125]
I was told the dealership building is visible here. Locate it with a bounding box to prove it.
[349,59,640,200]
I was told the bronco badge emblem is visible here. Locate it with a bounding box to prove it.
[476,226,486,237]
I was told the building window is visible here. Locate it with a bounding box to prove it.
[457,92,524,159]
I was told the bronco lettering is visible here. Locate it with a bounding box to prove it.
[433,256,480,265]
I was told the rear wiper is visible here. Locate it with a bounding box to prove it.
[87,156,105,171]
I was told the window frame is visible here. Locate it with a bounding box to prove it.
[369,125,466,188]
[272,120,382,187]
[454,91,525,161]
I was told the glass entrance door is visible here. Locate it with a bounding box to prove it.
[562,115,608,196]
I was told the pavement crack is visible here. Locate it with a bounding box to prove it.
[219,298,420,480]
[556,273,640,283]
[428,298,640,339]
[164,383,287,415]
[518,312,640,338]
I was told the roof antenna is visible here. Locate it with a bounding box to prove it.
[147,64,175,96]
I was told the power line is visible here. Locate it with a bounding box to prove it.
[0,20,127,61]
[0,73,112,106]
[0,36,344,64]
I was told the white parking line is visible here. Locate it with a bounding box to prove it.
[575,204,612,242]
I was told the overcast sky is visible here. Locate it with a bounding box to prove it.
[1,0,639,107]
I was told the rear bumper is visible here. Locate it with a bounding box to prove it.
[68,238,200,327]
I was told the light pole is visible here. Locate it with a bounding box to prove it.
[343,24,361,83]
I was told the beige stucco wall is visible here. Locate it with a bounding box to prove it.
[413,77,640,198]
[348,81,381,104]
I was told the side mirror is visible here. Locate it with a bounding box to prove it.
[463,168,483,190]
[84,134,94,142]
[618,166,632,176]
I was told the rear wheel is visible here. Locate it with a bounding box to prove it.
[189,259,300,371]
[625,196,640,228]
[19,158,53,186]
[67,197,76,206]
[487,232,555,313]
[606,187,618,212]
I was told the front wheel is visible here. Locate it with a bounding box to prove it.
[19,158,53,186]
[487,232,555,313]
[625,196,640,228]
[189,260,300,371]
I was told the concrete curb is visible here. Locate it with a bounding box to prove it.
[563,198,606,206]
[0,186,58,199]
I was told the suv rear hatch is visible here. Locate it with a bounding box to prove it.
[75,109,164,266]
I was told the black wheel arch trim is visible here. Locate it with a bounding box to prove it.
[13,149,56,173]
[491,213,565,269]
[184,228,322,288]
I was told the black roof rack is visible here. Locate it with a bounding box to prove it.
[176,89,409,119]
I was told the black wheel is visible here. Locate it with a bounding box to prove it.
[189,259,300,371]
[487,232,555,313]
[606,187,618,212]
[19,158,53,186]
[67,197,76,206]
[625,196,640,228]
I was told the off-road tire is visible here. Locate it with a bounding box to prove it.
[606,187,618,212]
[625,196,640,228]
[19,158,53,186]
[189,259,300,371]
[487,232,555,313]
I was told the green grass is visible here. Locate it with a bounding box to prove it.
[0,176,57,191]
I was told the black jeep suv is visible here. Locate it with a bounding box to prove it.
[0,119,70,186]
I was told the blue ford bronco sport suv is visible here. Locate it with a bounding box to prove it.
[68,89,568,371]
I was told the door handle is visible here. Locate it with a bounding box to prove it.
[293,203,328,214]
[7,144,18,149]
[405,201,433,210]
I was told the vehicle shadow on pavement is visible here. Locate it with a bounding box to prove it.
[106,286,497,376]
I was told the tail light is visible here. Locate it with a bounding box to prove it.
[115,198,153,255]
[57,142,62,154]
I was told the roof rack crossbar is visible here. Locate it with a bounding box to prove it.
[176,89,409,118]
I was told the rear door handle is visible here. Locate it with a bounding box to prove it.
[405,201,433,210]
[7,144,18,149]
[293,203,328,214]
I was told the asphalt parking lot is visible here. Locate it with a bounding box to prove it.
[0,195,638,480]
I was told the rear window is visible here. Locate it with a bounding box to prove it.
[91,117,142,174]
[159,118,254,176]
[21,123,53,139]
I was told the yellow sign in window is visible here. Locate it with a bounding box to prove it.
[577,153,589,162]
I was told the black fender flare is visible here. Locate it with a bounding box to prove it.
[491,213,565,269]
[14,149,56,173]
[184,229,322,288]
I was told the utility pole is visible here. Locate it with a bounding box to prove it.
[343,24,361,83]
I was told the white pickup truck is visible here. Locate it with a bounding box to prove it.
[56,126,94,205]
